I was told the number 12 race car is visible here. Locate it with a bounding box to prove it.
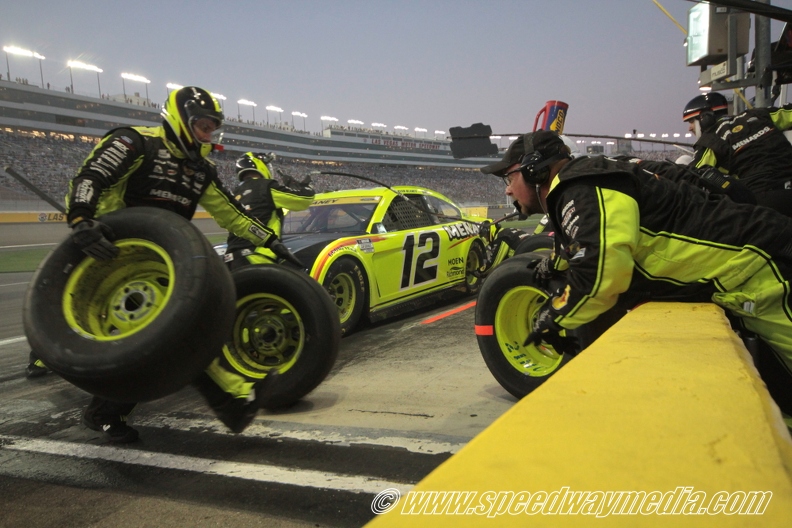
[281,186,489,335]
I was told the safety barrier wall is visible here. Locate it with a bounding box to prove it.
[368,303,792,526]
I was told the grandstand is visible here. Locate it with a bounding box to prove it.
[0,80,514,207]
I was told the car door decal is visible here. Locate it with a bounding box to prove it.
[401,232,440,289]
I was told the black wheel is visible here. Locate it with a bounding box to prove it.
[475,253,571,399]
[322,257,367,336]
[513,233,554,256]
[222,265,341,409]
[23,207,236,402]
[464,240,486,294]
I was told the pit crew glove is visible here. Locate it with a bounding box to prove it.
[478,220,494,242]
[696,167,756,205]
[268,238,306,269]
[524,302,579,356]
[526,256,559,291]
[300,174,312,187]
[70,218,119,260]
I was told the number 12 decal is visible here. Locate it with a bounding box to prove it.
[401,232,440,289]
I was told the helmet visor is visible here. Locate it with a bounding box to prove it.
[190,116,223,145]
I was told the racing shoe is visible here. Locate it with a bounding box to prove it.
[194,370,281,434]
[25,351,49,378]
[82,409,139,444]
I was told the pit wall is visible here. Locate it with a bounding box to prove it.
[367,303,792,527]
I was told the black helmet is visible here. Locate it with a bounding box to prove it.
[235,152,276,181]
[162,86,224,161]
[682,92,729,132]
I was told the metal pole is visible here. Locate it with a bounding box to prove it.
[754,0,772,108]
[69,67,74,94]
[122,78,126,100]
[252,107,256,123]
[38,59,44,88]
[145,84,149,105]
[5,52,9,82]
[96,72,101,97]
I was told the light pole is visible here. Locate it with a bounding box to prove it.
[237,99,257,123]
[372,122,387,133]
[394,125,408,136]
[414,127,427,139]
[121,72,151,104]
[320,116,338,132]
[68,61,103,97]
[166,82,183,95]
[434,130,446,140]
[348,119,363,130]
[265,105,283,126]
[3,46,45,87]
[292,111,307,130]
[211,93,226,113]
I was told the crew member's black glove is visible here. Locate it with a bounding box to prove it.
[70,219,119,260]
[524,303,579,356]
[300,174,312,187]
[696,167,756,205]
[268,238,306,269]
[526,256,558,291]
[478,220,494,242]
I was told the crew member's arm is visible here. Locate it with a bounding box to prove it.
[541,183,639,330]
[270,180,315,212]
[200,180,277,247]
[769,104,792,131]
[66,128,146,223]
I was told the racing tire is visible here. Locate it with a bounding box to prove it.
[465,240,486,294]
[322,257,367,336]
[223,265,341,409]
[475,252,571,399]
[23,207,236,402]
[513,233,554,256]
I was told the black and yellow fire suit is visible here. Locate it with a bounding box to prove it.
[540,156,792,409]
[224,174,314,268]
[67,126,276,248]
[692,105,792,217]
[66,125,279,423]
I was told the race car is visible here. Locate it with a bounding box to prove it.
[279,186,489,335]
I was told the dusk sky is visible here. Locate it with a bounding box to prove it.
[2,1,790,141]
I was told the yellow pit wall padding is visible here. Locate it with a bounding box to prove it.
[368,302,792,527]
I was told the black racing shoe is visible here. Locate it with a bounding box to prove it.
[195,370,281,434]
[82,410,139,444]
[25,352,49,378]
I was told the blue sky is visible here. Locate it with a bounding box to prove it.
[1,0,790,139]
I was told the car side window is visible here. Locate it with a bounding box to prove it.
[424,195,461,225]
[381,194,434,231]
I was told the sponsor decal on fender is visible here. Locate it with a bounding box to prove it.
[443,221,477,241]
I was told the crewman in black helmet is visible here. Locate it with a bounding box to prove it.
[224,152,314,269]
[683,92,792,217]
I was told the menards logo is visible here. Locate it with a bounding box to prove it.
[443,221,477,241]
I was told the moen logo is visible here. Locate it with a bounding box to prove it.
[443,222,477,241]
[448,257,464,266]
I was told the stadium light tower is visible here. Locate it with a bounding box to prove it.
[414,127,427,138]
[4,46,45,88]
[211,92,226,112]
[166,82,183,95]
[237,99,257,122]
[320,115,338,131]
[121,72,151,103]
[67,60,103,97]
[265,105,283,125]
[292,111,307,130]
[394,125,408,136]
[434,130,446,139]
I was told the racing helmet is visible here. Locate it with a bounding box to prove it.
[682,92,728,132]
[162,86,224,161]
[235,152,276,181]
